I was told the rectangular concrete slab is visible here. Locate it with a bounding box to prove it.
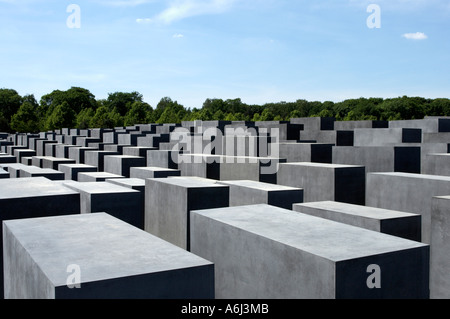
[130,166,181,179]
[145,177,229,250]
[64,181,143,229]
[3,213,214,299]
[430,196,450,299]
[190,204,429,299]
[277,162,366,205]
[366,172,450,244]
[0,177,80,298]
[103,155,146,178]
[218,180,304,209]
[293,201,421,241]
[77,172,125,182]
[58,163,98,181]
[19,166,65,180]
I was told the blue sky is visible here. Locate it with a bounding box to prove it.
[0,0,449,109]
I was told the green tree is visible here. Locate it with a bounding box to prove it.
[40,87,96,116]
[124,101,153,126]
[0,88,23,132]
[76,108,95,129]
[10,100,40,133]
[157,107,180,124]
[90,105,123,128]
[45,101,77,131]
[106,91,143,116]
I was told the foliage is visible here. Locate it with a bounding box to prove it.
[0,86,449,132]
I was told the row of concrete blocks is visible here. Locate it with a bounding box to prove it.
[3,132,450,180]
[3,171,450,299]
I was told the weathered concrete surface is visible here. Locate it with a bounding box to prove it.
[3,213,214,299]
[145,177,229,250]
[279,142,333,163]
[130,166,181,179]
[353,128,422,146]
[190,204,429,299]
[19,166,65,180]
[430,196,450,299]
[333,146,421,173]
[84,151,119,172]
[366,172,450,244]
[57,163,98,181]
[422,153,450,176]
[218,180,303,209]
[64,181,143,229]
[293,201,421,241]
[0,177,80,298]
[77,172,125,182]
[103,155,146,178]
[277,162,366,205]
[0,168,8,179]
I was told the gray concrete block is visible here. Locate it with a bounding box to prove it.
[130,166,181,179]
[64,182,143,229]
[293,201,421,241]
[21,157,33,165]
[77,172,125,182]
[0,168,8,179]
[44,143,58,157]
[0,177,80,298]
[84,151,119,172]
[75,137,101,147]
[103,155,146,178]
[145,177,229,250]
[58,163,98,181]
[179,154,285,184]
[122,146,157,160]
[40,156,76,171]
[430,196,450,299]
[55,144,78,159]
[334,120,388,130]
[353,128,422,146]
[277,162,366,205]
[3,213,214,299]
[218,180,304,209]
[366,172,450,244]
[190,204,429,299]
[0,163,28,178]
[31,155,47,168]
[422,153,450,176]
[0,154,16,164]
[147,150,180,169]
[6,145,27,156]
[68,147,98,164]
[423,132,450,144]
[19,166,65,181]
[279,142,333,163]
[106,178,145,192]
[333,146,421,174]
[36,140,57,156]
[389,118,450,133]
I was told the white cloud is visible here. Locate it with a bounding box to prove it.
[151,0,238,25]
[136,18,152,24]
[98,0,155,7]
[402,32,428,40]
[173,33,184,38]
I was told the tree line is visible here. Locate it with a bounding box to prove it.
[1,87,449,133]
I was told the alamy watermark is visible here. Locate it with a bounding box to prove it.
[367,4,381,29]
[67,4,81,29]
[366,264,381,289]
[66,264,81,289]
[170,126,280,175]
